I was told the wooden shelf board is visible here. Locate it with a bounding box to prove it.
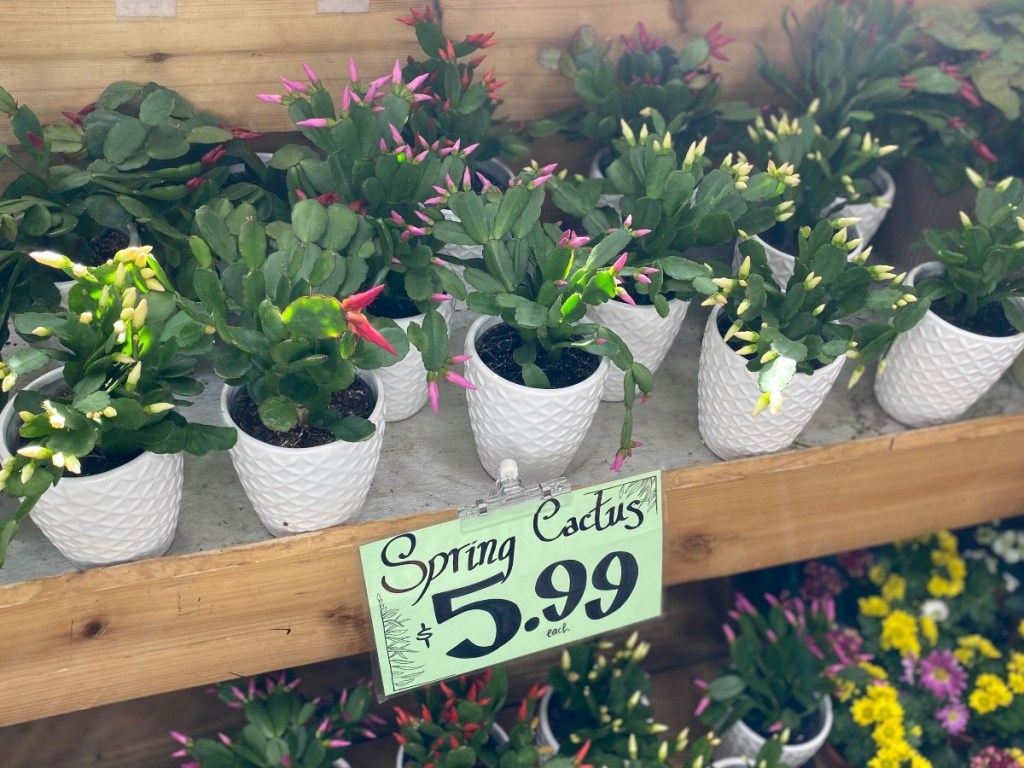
[2,412,1023,726]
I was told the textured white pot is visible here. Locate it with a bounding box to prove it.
[0,368,183,569]
[463,316,609,484]
[714,696,832,768]
[369,300,454,422]
[589,147,623,212]
[874,262,1024,428]
[698,306,846,460]
[220,373,385,536]
[835,168,895,247]
[587,297,689,401]
[738,226,864,290]
[395,723,508,768]
[1012,350,1024,390]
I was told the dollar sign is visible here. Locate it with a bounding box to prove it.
[416,622,433,649]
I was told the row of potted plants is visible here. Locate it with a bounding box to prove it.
[2,3,1024,571]
[162,518,1022,768]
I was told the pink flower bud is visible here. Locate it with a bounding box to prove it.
[349,57,360,83]
[431,293,451,302]
[723,622,736,643]
[296,118,330,128]
[256,93,284,104]
[444,370,476,390]
[450,354,472,364]
[281,77,308,94]
[303,62,320,83]
[427,378,439,414]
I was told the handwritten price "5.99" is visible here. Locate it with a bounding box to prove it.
[430,551,639,660]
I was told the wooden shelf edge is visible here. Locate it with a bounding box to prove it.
[2,413,1023,726]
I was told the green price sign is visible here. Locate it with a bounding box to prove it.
[359,470,663,697]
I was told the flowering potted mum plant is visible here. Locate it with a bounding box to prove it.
[257,58,473,422]
[696,592,838,768]
[551,119,790,401]
[0,245,235,568]
[823,530,1024,766]
[696,218,923,460]
[170,670,379,768]
[179,198,404,536]
[874,171,1024,428]
[411,167,652,480]
[537,20,738,176]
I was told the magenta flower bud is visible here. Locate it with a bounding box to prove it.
[764,593,779,606]
[475,172,493,192]
[634,228,652,237]
[392,58,403,84]
[640,266,659,275]
[694,696,711,717]
[342,86,353,113]
[218,733,232,746]
[317,716,331,736]
[452,139,462,153]
[635,273,651,284]
[415,210,432,223]
[390,210,406,225]
[406,225,428,237]
[766,629,778,644]
[463,142,480,155]
[424,196,444,206]
[296,118,331,128]
[554,279,567,287]
[413,149,429,163]
[735,592,756,614]
[349,57,360,83]
[610,452,625,472]
[569,235,590,248]
[389,123,403,143]
[171,749,188,758]
[169,731,190,745]
[431,293,451,302]
[365,83,379,103]
[379,137,388,152]
[450,354,472,364]
[281,77,308,94]
[391,257,402,264]
[303,62,320,83]
[444,370,476,390]
[768,722,784,734]
[328,740,352,749]
[722,622,736,643]
[427,378,439,414]
[463,166,471,189]
[529,173,553,189]
[693,677,708,690]
[623,214,633,228]
[611,252,628,272]
[372,105,386,113]
[593,336,606,344]
[256,93,283,104]
[408,72,429,91]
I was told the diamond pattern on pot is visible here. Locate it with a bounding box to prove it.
[368,300,453,422]
[31,451,184,570]
[220,374,385,537]
[714,696,832,768]
[587,298,689,401]
[835,168,894,246]
[698,307,846,460]
[463,316,609,485]
[874,265,1024,428]
[736,229,864,290]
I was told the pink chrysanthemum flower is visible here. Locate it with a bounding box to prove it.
[920,649,968,700]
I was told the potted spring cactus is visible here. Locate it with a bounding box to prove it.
[697,219,924,460]
[169,670,379,768]
[537,21,736,177]
[393,668,511,768]
[179,198,406,536]
[695,593,838,768]
[410,166,653,481]
[257,58,473,422]
[731,102,899,287]
[874,170,1024,428]
[551,119,791,402]
[0,245,235,568]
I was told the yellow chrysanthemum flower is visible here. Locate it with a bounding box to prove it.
[867,683,899,702]
[946,557,966,581]
[959,635,1001,659]
[873,699,904,724]
[873,718,905,746]
[1007,672,1024,695]
[860,662,889,681]
[930,549,950,567]
[969,688,997,715]
[955,647,975,666]
[869,563,888,586]
[976,673,1013,707]
[860,596,891,618]
[910,754,933,768]
[869,745,911,768]
[1010,652,1024,676]
[920,616,938,647]
[852,697,878,726]
[881,611,921,657]
[882,574,907,603]
[835,678,857,702]
[1018,619,1024,639]
[935,530,958,552]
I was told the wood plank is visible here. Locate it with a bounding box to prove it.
[1,413,1022,727]
[0,0,985,142]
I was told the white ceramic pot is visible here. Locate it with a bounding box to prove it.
[835,168,895,246]
[697,306,846,460]
[463,316,609,484]
[589,147,623,212]
[220,373,385,536]
[369,300,454,422]
[1012,350,1024,390]
[0,368,183,569]
[714,696,832,768]
[737,226,864,291]
[395,723,508,768]
[874,262,1024,428]
[587,297,689,401]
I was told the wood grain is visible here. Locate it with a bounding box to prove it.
[0,0,984,143]
[1,413,1022,727]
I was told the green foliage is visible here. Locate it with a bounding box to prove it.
[536,23,729,151]
[179,200,404,440]
[719,219,926,413]
[174,671,375,768]
[698,593,837,739]
[915,173,1024,334]
[0,245,235,567]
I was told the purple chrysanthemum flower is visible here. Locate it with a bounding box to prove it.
[901,653,916,685]
[920,649,968,700]
[935,700,969,735]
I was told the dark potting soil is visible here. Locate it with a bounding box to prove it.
[84,228,131,267]
[476,323,599,388]
[931,296,1018,337]
[232,378,376,449]
[745,704,825,746]
[370,292,420,319]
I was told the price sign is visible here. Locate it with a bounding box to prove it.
[359,470,663,697]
